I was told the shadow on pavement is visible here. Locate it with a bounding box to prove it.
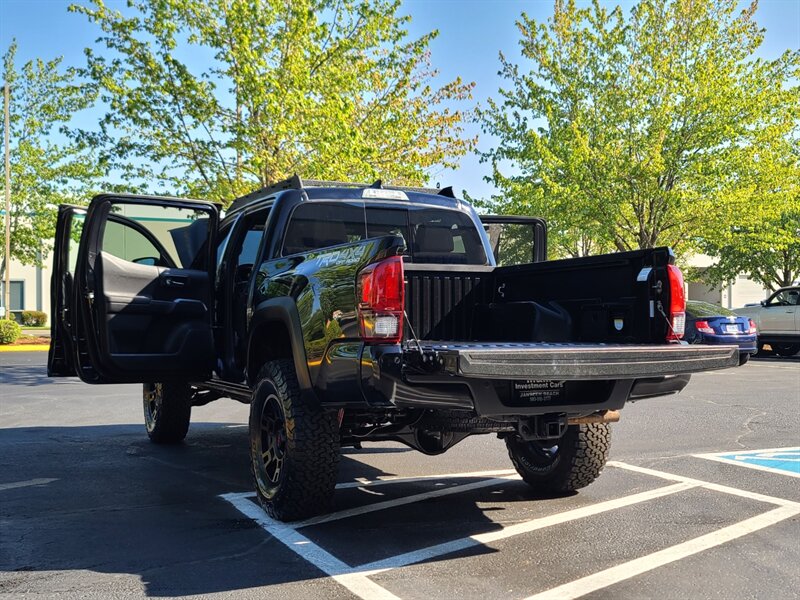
[0,422,537,596]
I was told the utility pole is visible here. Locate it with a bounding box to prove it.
[3,81,10,319]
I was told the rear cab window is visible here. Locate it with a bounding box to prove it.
[282,201,487,265]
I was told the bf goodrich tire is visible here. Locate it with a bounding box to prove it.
[506,423,610,494]
[249,359,340,521]
[143,382,192,444]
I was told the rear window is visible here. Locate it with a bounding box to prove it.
[283,202,487,265]
[686,301,737,318]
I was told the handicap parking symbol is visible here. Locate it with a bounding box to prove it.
[695,447,800,478]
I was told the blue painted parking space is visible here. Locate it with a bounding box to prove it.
[695,447,800,478]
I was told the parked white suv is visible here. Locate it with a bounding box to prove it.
[734,287,800,356]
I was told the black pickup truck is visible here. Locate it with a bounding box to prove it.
[48,176,739,521]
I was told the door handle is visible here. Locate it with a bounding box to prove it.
[163,276,187,288]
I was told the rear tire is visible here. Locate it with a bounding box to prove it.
[772,343,800,357]
[249,359,340,521]
[738,353,751,366]
[506,423,610,494]
[143,382,192,444]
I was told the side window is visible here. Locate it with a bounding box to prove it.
[103,219,164,266]
[767,290,798,306]
[102,204,210,268]
[485,223,535,267]
[409,209,487,265]
[282,203,365,255]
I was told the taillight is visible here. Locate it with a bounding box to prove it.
[357,256,404,343]
[748,319,757,334]
[695,320,714,334]
[666,264,686,340]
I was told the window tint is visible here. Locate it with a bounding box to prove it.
[366,208,409,249]
[283,202,487,265]
[283,203,365,255]
[410,209,486,264]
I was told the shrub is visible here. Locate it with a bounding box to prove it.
[20,310,47,326]
[0,319,21,344]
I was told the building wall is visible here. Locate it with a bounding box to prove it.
[1,254,52,319]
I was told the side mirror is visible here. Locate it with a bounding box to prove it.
[133,256,159,266]
[760,299,766,306]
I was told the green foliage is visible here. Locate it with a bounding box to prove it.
[0,41,107,277]
[477,0,799,260]
[0,318,21,344]
[71,0,476,202]
[20,310,47,326]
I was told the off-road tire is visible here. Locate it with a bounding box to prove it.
[143,382,192,444]
[249,359,340,521]
[506,423,610,494]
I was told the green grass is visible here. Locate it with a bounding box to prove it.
[19,325,49,329]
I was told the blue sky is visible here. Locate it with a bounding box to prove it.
[1,0,798,199]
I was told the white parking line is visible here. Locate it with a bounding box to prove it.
[222,492,401,600]
[222,462,800,600]
[525,505,800,600]
[354,482,695,576]
[335,468,518,489]
[0,477,57,491]
[607,461,800,508]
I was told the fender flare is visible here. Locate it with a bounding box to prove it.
[246,297,312,391]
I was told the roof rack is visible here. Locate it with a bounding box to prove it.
[227,175,455,213]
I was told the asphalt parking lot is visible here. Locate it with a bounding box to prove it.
[1,351,798,599]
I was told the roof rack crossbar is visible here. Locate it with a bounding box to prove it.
[227,174,454,213]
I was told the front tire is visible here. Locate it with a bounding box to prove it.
[143,382,192,444]
[506,423,610,494]
[249,359,340,521]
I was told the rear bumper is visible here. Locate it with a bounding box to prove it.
[359,341,737,417]
[428,342,739,380]
[697,333,757,354]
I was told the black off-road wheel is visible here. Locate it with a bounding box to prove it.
[249,359,340,521]
[506,423,610,495]
[143,382,192,444]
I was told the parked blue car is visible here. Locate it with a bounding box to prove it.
[685,301,758,365]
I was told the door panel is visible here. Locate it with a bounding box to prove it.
[71,194,219,383]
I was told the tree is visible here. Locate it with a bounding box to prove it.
[698,134,799,291]
[0,41,106,281]
[477,0,799,259]
[72,0,476,202]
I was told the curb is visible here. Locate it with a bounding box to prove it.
[0,344,51,352]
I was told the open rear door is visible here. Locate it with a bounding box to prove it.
[54,193,219,384]
[48,204,86,376]
[480,215,547,265]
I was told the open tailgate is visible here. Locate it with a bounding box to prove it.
[408,342,739,381]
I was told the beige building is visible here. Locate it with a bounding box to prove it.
[685,253,769,308]
[1,254,51,320]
